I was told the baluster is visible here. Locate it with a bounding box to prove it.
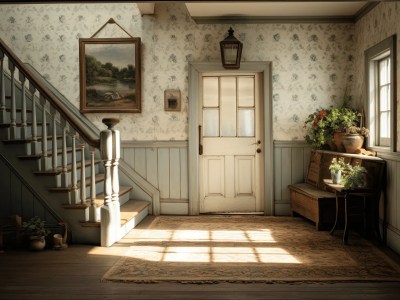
[51,108,58,170]
[80,141,86,205]
[0,50,6,123]
[8,61,16,139]
[29,83,39,154]
[112,127,121,227]
[89,146,98,222]
[39,96,48,170]
[60,119,68,187]
[71,132,78,203]
[19,73,28,139]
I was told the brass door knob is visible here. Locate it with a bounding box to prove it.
[256,148,262,153]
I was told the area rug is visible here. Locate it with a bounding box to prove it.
[102,216,400,283]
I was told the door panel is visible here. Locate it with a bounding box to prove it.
[199,74,264,213]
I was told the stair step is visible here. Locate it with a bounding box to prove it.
[93,186,133,206]
[17,146,79,160]
[2,135,63,144]
[78,199,150,228]
[63,186,133,209]
[33,159,102,176]
[120,200,150,225]
[6,108,33,113]
[48,173,105,192]
[0,121,49,128]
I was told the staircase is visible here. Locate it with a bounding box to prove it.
[0,39,150,246]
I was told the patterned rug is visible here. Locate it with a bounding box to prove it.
[102,216,400,283]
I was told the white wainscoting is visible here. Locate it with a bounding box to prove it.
[121,141,189,215]
[273,141,312,216]
[377,152,400,254]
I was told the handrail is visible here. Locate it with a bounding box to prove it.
[0,38,100,148]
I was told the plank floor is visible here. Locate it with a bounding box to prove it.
[1,216,400,300]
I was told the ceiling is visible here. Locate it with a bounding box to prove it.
[183,1,377,23]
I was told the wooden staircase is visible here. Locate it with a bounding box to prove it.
[0,39,150,245]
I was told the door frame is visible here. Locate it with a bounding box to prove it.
[188,62,273,215]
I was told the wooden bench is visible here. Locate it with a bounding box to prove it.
[288,150,385,231]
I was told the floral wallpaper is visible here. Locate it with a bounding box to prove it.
[0,2,355,141]
[353,2,400,151]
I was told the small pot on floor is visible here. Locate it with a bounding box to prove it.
[29,236,46,251]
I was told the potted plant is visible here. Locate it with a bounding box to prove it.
[329,157,347,184]
[341,164,367,190]
[21,216,51,251]
[304,108,333,149]
[304,105,361,150]
[328,107,360,152]
[342,126,370,154]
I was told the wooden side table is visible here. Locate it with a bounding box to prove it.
[324,179,381,245]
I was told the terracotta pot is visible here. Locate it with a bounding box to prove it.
[333,131,346,152]
[29,236,46,251]
[342,134,364,154]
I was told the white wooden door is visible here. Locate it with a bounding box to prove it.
[199,74,264,213]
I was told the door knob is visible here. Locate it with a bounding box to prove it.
[256,148,262,153]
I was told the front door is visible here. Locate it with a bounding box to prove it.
[199,74,264,213]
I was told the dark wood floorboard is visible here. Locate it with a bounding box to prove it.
[1,217,400,300]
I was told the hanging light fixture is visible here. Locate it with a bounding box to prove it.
[220,27,243,69]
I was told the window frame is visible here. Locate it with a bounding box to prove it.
[364,35,397,152]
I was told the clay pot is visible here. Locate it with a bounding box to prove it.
[29,236,46,251]
[342,134,364,154]
[333,131,346,152]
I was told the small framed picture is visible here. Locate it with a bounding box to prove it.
[164,89,181,111]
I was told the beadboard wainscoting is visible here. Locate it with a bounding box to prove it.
[377,152,400,254]
[121,141,189,215]
[273,141,312,216]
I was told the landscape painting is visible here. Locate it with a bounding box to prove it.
[79,38,141,113]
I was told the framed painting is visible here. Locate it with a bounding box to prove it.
[79,38,141,113]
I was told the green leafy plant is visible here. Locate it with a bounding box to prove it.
[304,105,363,149]
[304,108,332,149]
[341,164,367,189]
[21,216,51,238]
[346,126,370,137]
[329,157,347,173]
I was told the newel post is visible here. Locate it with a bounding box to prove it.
[100,118,120,246]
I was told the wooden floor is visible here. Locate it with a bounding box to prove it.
[1,216,400,300]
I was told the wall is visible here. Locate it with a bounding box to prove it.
[0,2,355,141]
[353,2,400,253]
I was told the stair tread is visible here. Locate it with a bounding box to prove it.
[2,135,63,144]
[48,173,105,192]
[91,186,133,207]
[17,146,82,160]
[120,200,150,225]
[0,121,49,128]
[78,199,150,227]
[63,186,134,208]
[33,160,102,175]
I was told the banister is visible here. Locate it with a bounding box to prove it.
[0,38,100,148]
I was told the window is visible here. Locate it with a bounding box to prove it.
[365,35,396,151]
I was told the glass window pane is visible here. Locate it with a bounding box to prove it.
[220,77,237,136]
[238,109,255,137]
[379,86,388,111]
[238,77,254,107]
[203,109,219,137]
[387,58,391,83]
[379,59,388,85]
[380,112,389,138]
[203,77,219,107]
